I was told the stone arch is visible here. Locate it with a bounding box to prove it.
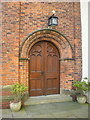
[19,28,74,60]
[19,28,75,93]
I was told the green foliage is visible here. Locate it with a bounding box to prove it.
[11,83,27,102]
[73,80,90,95]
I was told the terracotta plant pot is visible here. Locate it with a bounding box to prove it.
[10,101,21,112]
[77,95,87,104]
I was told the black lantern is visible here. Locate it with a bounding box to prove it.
[48,14,58,26]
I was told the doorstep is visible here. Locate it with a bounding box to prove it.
[24,94,72,106]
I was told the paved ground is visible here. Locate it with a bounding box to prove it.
[1,101,89,118]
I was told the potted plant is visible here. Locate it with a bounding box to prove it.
[10,83,27,112]
[73,80,90,103]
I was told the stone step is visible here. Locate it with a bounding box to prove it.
[24,94,72,106]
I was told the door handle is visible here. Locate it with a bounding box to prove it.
[41,71,44,75]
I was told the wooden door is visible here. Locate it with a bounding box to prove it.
[29,41,60,96]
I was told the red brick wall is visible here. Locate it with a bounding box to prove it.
[2,2,20,85]
[1,2,81,91]
[20,2,75,43]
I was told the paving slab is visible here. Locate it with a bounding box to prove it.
[11,107,28,118]
[32,113,55,118]
[1,101,89,118]
[52,111,76,118]
[71,109,88,118]
[2,109,13,118]
[24,101,88,118]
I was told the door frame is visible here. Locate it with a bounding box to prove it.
[28,40,60,96]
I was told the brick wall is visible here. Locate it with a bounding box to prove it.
[1,2,81,91]
[2,2,20,85]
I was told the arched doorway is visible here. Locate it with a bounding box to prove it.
[19,28,74,96]
[29,41,60,96]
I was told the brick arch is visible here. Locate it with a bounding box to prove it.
[20,28,74,59]
[19,28,75,92]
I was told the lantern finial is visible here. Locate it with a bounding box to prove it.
[52,10,55,14]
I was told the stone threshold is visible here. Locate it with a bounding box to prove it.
[24,94,72,106]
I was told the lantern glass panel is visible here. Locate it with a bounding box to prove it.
[48,18,52,26]
[52,18,58,25]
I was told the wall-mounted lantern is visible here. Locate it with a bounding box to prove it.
[48,10,58,26]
